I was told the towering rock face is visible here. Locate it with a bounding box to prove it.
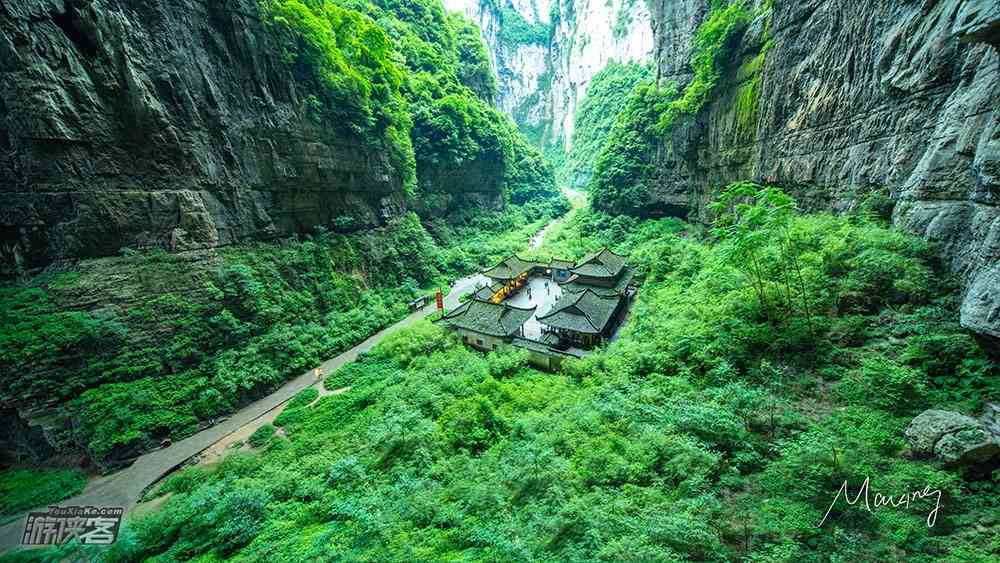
[442,0,552,138]
[444,0,653,149]
[0,0,405,273]
[546,0,654,150]
[644,0,1000,339]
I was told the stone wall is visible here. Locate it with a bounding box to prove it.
[0,0,405,273]
[645,0,1000,339]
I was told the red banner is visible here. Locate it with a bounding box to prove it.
[436,290,443,310]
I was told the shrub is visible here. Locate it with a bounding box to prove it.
[437,395,507,454]
[836,355,928,415]
[211,488,271,556]
[286,387,320,410]
[248,424,277,448]
[0,468,87,516]
[159,466,215,496]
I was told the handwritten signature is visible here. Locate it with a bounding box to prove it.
[818,476,942,528]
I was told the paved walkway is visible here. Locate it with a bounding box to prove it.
[505,276,563,339]
[0,272,486,551]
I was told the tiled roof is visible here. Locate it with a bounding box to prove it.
[482,255,538,280]
[510,337,589,359]
[549,258,575,270]
[569,248,627,279]
[561,268,634,296]
[439,298,535,337]
[537,289,622,334]
[474,284,497,301]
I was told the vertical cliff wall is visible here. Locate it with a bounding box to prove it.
[444,0,653,150]
[0,0,411,273]
[545,0,654,150]
[443,0,551,139]
[644,0,1000,338]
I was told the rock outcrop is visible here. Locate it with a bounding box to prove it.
[643,0,1000,339]
[904,405,1000,466]
[1,0,405,273]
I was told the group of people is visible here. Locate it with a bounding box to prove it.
[525,280,553,302]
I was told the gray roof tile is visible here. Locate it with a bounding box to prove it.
[569,248,627,279]
[537,289,622,334]
[439,299,535,337]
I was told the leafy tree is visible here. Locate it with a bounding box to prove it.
[589,83,676,215]
[710,182,814,333]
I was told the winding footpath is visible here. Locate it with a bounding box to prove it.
[0,272,486,551]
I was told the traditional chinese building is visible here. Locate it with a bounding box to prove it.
[439,247,635,369]
[438,298,536,351]
[481,255,537,303]
[540,248,635,349]
[563,247,629,288]
[537,288,631,349]
[548,258,575,282]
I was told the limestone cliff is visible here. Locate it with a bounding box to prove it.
[545,0,654,150]
[641,0,999,340]
[443,0,552,138]
[0,0,407,274]
[444,0,653,149]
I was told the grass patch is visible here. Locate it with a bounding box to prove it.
[0,468,87,516]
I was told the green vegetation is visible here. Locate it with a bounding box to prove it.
[0,469,86,517]
[561,61,650,188]
[732,47,764,144]
[0,0,565,474]
[588,82,676,214]
[496,5,550,48]
[286,388,320,409]
[25,185,993,562]
[0,199,564,471]
[589,0,766,213]
[449,12,497,102]
[656,0,753,132]
[263,0,415,190]
[425,198,568,276]
[264,0,557,207]
[248,424,278,448]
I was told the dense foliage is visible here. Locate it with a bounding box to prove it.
[263,0,415,190]
[0,0,566,476]
[656,0,753,131]
[495,4,551,48]
[33,187,996,562]
[0,468,86,517]
[448,12,497,103]
[265,0,558,207]
[561,61,650,188]
[588,0,761,214]
[0,199,567,472]
[588,82,675,215]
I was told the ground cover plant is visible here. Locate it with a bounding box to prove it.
[20,184,994,562]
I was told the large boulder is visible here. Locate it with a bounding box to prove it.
[904,406,1000,466]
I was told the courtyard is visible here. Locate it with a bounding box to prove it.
[491,275,563,339]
